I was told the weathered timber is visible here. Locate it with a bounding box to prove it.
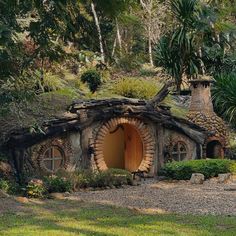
[149,81,173,105]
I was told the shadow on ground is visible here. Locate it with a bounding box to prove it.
[0,198,235,236]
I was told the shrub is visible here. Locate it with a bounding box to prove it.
[80,69,102,93]
[26,179,45,198]
[159,159,236,180]
[76,168,133,189]
[0,179,22,195]
[0,179,11,192]
[44,175,72,193]
[107,168,133,186]
[113,77,160,99]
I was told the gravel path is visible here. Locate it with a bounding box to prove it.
[69,179,236,216]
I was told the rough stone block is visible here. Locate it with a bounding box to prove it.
[15,197,29,203]
[190,173,205,184]
[218,173,231,183]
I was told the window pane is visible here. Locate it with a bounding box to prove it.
[44,160,52,170]
[54,158,63,170]
[172,154,179,161]
[173,145,178,152]
[179,144,186,152]
[53,147,62,158]
[44,149,51,159]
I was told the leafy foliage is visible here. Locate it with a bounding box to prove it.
[0,179,11,193]
[154,0,236,92]
[44,175,72,193]
[76,169,133,189]
[160,159,236,180]
[26,179,45,198]
[212,73,236,126]
[81,69,102,93]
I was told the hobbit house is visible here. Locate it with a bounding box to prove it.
[0,80,228,180]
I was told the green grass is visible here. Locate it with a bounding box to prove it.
[0,199,235,236]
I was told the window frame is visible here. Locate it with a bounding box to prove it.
[171,141,188,161]
[42,145,65,172]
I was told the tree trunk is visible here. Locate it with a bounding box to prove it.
[91,2,105,63]
[148,24,154,66]
[112,37,117,57]
[140,0,154,66]
[116,18,122,53]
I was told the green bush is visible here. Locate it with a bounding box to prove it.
[159,159,236,180]
[113,77,160,100]
[108,168,133,186]
[0,179,11,192]
[81,69,102,93]
[44,175,72,193]
[76,168,133,189]
[26,179,45,198]
[0,179,21,195]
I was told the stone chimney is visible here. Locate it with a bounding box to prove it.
[187,76,228,158]
[188,76,214,114]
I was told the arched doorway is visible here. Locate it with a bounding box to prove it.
[206,140,223,158]
[94,117,155,172]
[103,124,143,171]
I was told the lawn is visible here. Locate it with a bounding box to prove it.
[0,199,235,236]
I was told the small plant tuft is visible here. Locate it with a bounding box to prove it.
[113,77,160,99]
[80,69,102,93]
[26,179,45,198]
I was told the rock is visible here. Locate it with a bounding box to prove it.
[218,173,231,183]
[0,190,10,198]
[15,197,29,203]
[224,184,236,191]
[190,173,205,184]
[156,176,168,181]
[0,161,13,178]
[49,192,65,200]
[64,192,71,197]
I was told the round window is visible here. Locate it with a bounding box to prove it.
[43,146,65,172]
[171,142,187,161]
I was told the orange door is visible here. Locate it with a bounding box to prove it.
[124,124,143,171]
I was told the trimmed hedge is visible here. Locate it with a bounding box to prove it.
[159,159,236,180]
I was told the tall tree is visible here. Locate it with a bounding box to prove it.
[140,0,167,66]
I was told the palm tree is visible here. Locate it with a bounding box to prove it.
[154,0,202,92]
